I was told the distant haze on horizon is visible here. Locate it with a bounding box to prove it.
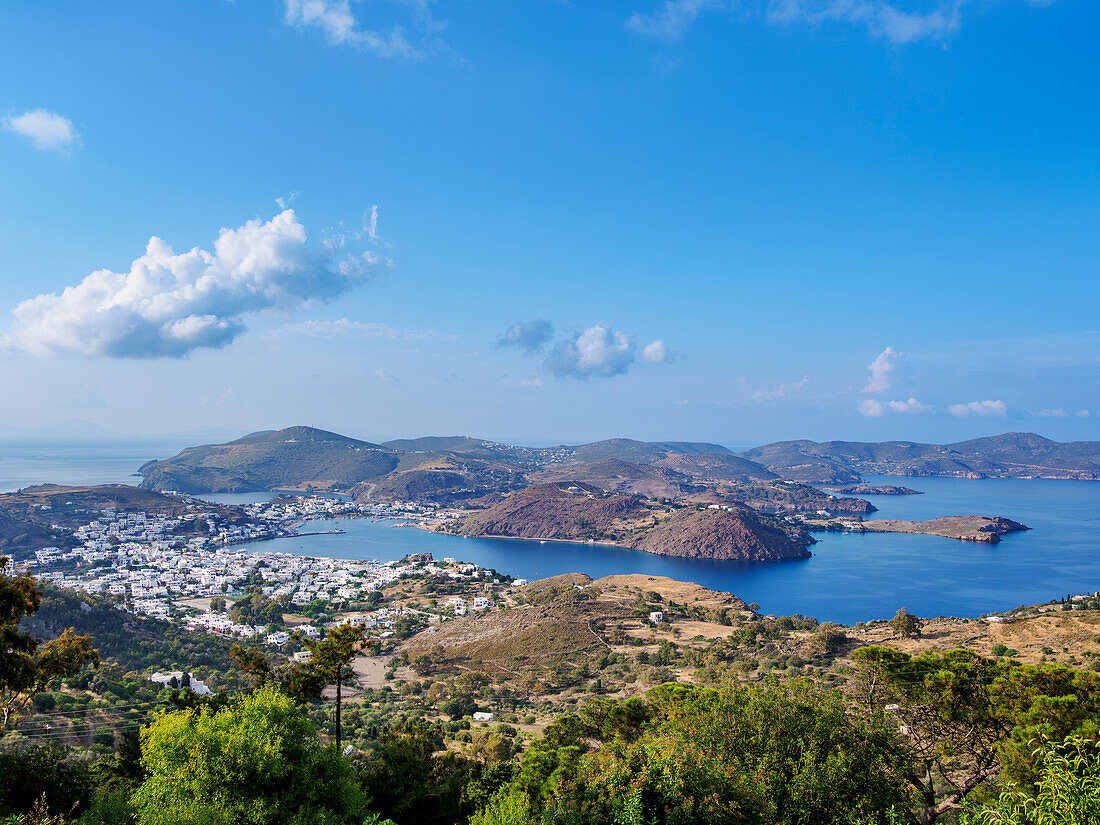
[1,3,1096,445]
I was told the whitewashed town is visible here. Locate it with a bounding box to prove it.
[23,492,511,649]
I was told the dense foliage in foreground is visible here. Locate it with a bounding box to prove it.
[2,676,1099,825]
[4,561,1100,825]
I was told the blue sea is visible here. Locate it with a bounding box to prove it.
[2,441,1098,624]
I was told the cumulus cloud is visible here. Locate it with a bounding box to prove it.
[1074,409,1092,418]
[499,321,669,380]
[1035,408,1068,418]
[948,399,1007,418]
[283,0,444,58]
[4,210,386,359]
[626,0,727,41]
[863,346,904,393]
[4,109,79,153]
[642,339,669,363]
[497,319,554,354]
[544,324,638,380]
[858,397,931,417]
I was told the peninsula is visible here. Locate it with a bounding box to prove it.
[446,482,813,562]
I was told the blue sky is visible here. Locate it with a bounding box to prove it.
[0,0,1097,446]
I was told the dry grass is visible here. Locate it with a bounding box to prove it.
[594,574,748,611]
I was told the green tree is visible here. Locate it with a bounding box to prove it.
[306,622,368,747]
[229,644,271,687]
[358,721,506,825]
[491,681,910,825]
[0,744,98,819]
[130,685,382,825]
[961,737,1100,825]
[851,646,1100,825]
[541,736,754,825]
[890,609,925,640]
[1,558,99,730]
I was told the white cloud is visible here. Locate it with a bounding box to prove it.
[497,319,554,353]
[863,346,903,393]
[286,318,457,341]
[373,368,399,383]
[4,109,79,153]
[4,210,386,359]
[752,375,810,402]
[770,0,962,44]
[630,0,1045,46]
[364,205,380,240]
[1035,408,1068,418]
[1074,409,1092,418]
[544,324,638,379]
[642,339,669,363]
[626,0,727,41]
[858,397,931,417]
[520,377,544,387]
[282,0,442,58]
[948,399,1007,418]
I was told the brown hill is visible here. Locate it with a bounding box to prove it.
[452,483,648,542]
[451,483,811,562]
[528,458,697,498]
[630,506,811,561]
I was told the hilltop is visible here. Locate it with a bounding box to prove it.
[448,482,812,562]
[138,426,776,500]
[739,432,1100,482]
[139,427,399,493]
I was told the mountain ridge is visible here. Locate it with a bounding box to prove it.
[739,432,1100,482]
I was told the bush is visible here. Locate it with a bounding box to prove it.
[962,737,1100,824]
[130,686,376,825]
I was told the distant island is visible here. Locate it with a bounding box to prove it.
[823,484,924,496]
[739,432,1100,483]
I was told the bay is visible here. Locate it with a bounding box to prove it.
[248,475,1100,624]
[1,440,1097,624]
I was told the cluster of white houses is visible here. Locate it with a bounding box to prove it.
[245,495,433,525]
[27,496,504,645]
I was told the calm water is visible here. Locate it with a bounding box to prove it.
[250,475,1100,624]
[0,440,189,492]
[2,441,1097,624]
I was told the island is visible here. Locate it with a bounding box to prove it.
[858,516,1030,543]
[739,432,1100,482]
[824,484,924,496]
[801,514,1031,543]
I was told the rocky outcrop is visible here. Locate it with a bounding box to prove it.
[452,483,812,562]
[825,485,923,496]
[629,507,811,561]
[859,515,1030,543]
